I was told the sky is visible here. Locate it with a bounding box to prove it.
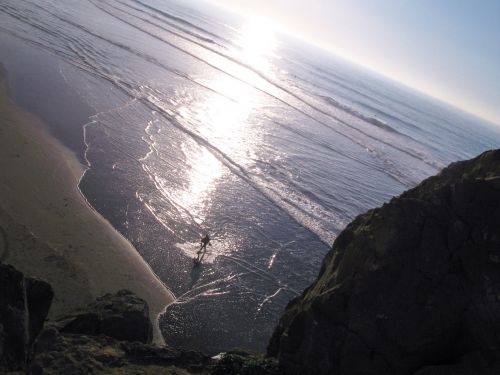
[207,0,500,126]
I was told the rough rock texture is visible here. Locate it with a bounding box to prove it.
[26,277,54,344]
[268,149,500,375]
[0,265,214,374]
[29,289,213,374]
[0,262,53,372]
[52,289,153,344]
[211,350,279,375]
[30,327,212,374]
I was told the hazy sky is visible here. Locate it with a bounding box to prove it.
[208,0,500,125]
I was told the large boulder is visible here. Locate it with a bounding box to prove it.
[52,289,153,344]
[268,149,500,374]
[0,263,53,372]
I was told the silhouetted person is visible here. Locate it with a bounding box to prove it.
[196,234,211,262]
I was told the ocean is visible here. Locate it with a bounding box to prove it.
[1,0,499,354]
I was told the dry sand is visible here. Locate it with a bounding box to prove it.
[0,68,174,344]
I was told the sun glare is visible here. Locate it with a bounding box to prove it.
[235,19,277,73]
[168,17,280,251]
[175,75,257,217]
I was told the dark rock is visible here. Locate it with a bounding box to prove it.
[122,341,212,372]
[0,263,27,371]
[31,330,125,375]
[211,350,279,375]
[53,289,153,344]
[26,277,54,344]
[30,327,213,374]
[0,263,53,372]
[268,149,500,374]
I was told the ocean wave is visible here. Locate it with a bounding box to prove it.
[1,0,441,242]
[127,0,231,46]
[86,0,442,174]
[320,95,401,134]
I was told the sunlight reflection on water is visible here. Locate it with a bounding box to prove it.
[173,21,278,259]
[235,20,278,76]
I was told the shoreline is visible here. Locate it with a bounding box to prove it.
[0,66,174,344]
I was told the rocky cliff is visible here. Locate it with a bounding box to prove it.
[268,149,500,374]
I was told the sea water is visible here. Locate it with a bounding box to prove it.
[1,0,499,354]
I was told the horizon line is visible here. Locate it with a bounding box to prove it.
[205,0,500,129]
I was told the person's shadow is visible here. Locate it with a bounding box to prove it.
[188,261,203,290]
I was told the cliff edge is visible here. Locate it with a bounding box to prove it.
[268,149,500,374]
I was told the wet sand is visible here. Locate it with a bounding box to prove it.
[0,67,174,344]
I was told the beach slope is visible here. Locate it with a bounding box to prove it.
[0,68,173,343]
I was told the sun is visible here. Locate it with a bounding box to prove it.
[235,18,278,73]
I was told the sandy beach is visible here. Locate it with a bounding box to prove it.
[0,67,174,344]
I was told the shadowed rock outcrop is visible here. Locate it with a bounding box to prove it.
[0,277,212,374]
[52,289,153,344]
[30,328,212,374]
[0,266,214,374]
[268,149,500,374]
[29,290,213,374]
[0,263,53,372]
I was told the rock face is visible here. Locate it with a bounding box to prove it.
[30,328,211,374]
[211,350,278,375]
[268,149,500,374]
[0,274,213,374]
[30,289,212,374]
[0,262,53,372]
[52,289,153,344]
